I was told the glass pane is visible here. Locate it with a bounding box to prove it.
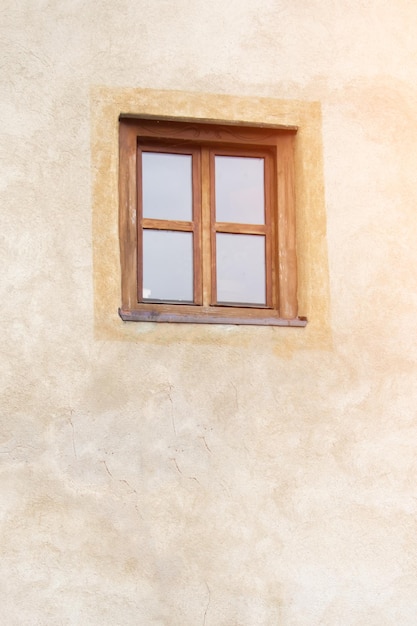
[216,233,266,305]
[142,152,192,220]
[143,230,193,302]
[215,156,265,224]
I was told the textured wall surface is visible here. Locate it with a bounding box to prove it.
[2,1,417,624]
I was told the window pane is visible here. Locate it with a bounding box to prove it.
[142,152,192,220]
[215,156,265,224]
[143,230,193,301]
[216,233,266,305]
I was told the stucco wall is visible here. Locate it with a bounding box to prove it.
[2,1,417,624]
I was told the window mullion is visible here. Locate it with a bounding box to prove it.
[200,146,212,307]
[192,147,203,305]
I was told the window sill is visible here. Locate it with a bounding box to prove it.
[119,307,307,327]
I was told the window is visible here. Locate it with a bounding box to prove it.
[118,116,306,326]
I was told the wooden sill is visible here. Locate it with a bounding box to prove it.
[119,308,307,327]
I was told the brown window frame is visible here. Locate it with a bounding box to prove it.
[118,116,307,327]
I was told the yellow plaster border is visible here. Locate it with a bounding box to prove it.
[91,87,331,352]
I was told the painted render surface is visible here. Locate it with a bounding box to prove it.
[2,1,417,624]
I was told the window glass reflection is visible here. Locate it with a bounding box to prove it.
[215,156,265,224]
[142,152,192,220]
[216,233,266,304]
[143,230,193,302]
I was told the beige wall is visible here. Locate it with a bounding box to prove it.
[2,2,417,624]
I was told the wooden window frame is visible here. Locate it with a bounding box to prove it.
[118,116,307,327]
